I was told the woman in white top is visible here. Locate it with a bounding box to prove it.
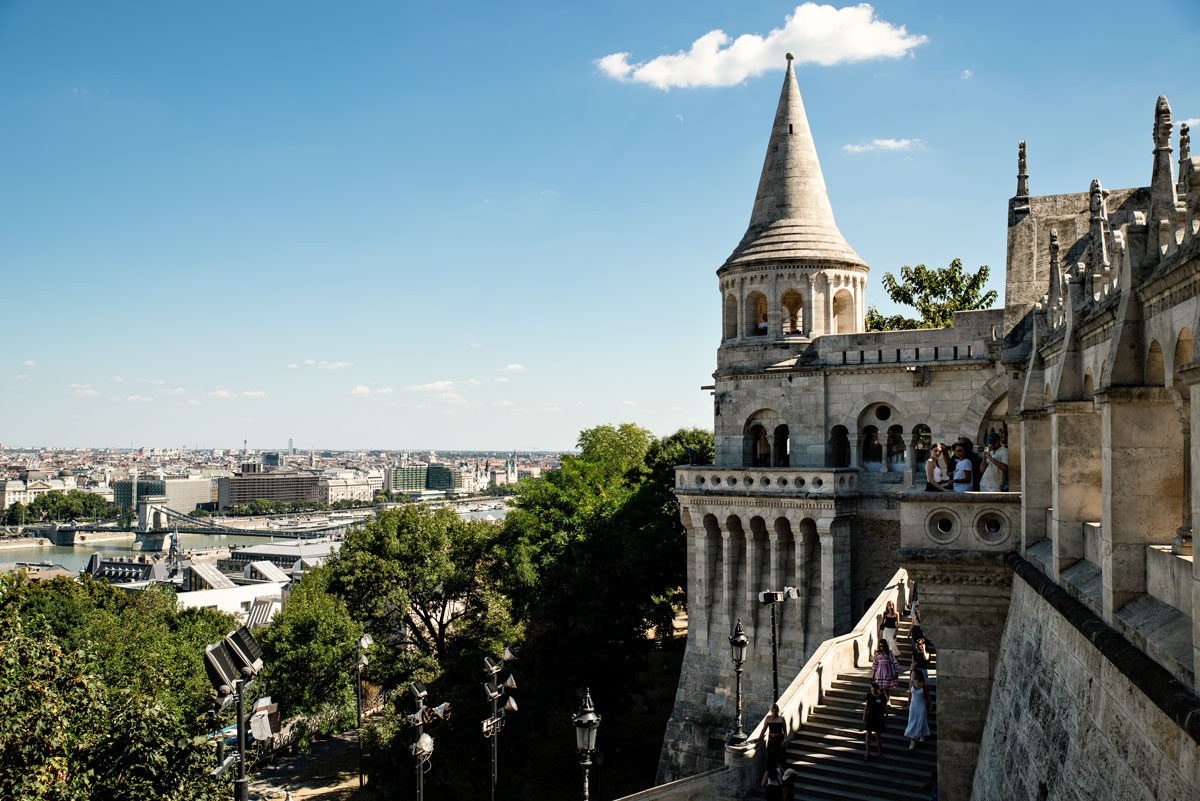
[951,443,973,492]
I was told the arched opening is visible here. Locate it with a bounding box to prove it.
[723,294,737,341]
[781,289,804,335]
[743,409,784,467]
[726,515,747,623]
[773,424,790,467]
[1146,340,1165,386]
[886,425,906,471]
[1172,328,1194,385]
[832,289,855,334]
[1083,369,1094,399]
[745,291,768,337]
[774,517,796,588]
[703,514,722,615]
[799,519,822,649]
[912,425,932,469]
[861,425,883,472]
[826,425,850,467]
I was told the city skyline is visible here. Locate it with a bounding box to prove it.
[2,1,1197,449]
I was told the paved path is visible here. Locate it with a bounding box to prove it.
[249,730,375,801]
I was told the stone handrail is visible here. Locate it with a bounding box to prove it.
[675,466,860,496]
[898,490,1022,552]
[613,766,733,801]
[722,568,912,794]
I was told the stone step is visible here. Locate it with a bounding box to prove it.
[791,764,933,801]
[790,748,936,780]
[791,727,936,752]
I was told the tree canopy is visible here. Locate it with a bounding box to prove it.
[865,259,999,331]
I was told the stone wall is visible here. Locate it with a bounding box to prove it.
[972,556,1200,801]
[850,505,901,615]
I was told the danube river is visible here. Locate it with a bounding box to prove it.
[0,507,507,573]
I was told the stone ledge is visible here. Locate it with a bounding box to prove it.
[1005,552,1200,745]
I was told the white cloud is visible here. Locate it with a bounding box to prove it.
[208,389,265,399]
[317,360,352,370]
[1182,118,1200,130]
[674,114,685,123]
[596,3,927,90]
[286,363,299,369]
[210,389,234,398]
[241,390,267,398]
[499,364,526,374]
[843,137,922,153]
[126,394,153,403]
[464,378,481,386]
[22,359,36,367]
[622,400,638,407]
[187,399,202,406]
[493,400,514,407]
[161,387,187,395]
[304,359,316,365]
[138,378,167,385]
[437,392,466,404]
[405,380,456,392]
[15,374,28,380]
[961,69,973,80]
[469,342,482,348]
[69,383,98,397]
[350,385,395,397]
[111,376,124,383]
[495,377,510,383]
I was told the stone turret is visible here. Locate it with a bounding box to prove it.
[1148,95,1177,260]
[717,55,868,351]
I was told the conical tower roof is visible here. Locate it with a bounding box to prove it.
[723,55,866,270]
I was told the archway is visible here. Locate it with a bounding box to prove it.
[826,426,850,468]
[861,425,883,472]
[1172,328,1194,385]
[773,425,790,467]
[745,291,768,337]
[1146,340,1165,386]
[781,289,804,335]
[832,289,855,334]
[743,410,784,467]
[723,294,737,341]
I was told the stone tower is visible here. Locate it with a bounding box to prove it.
[718,52,868,370]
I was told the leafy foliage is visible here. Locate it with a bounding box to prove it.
[5,490,114,523]
[865,259,998,331]
[0,575,235,801]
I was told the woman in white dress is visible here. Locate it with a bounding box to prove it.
[879,600,899,655]
[905,670,932,749]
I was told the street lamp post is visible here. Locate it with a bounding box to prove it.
[758,587,799,702]
[728,619,749,744]
[481,647,517,801]
[571,689,601,801]
[407,680,450,801]
[354,633,373,789]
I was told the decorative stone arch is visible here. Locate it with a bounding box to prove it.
[745,291,768,337]
[1170,327,1194,386]
[826,425,851,467]
[780,289,805,335]
[832,288,855,334]
[961,373,1008,446]
[743,409,786,467]
[1146,340,1165,386]
[843,392,910,434]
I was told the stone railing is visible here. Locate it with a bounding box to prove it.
[721,568,912,795]
[898,490,1022,552]
[675,466,860,497]
[613,766,733,801]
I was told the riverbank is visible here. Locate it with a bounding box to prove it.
[0,537,52,550]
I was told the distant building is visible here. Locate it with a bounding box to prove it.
[0,469,79,508]
[216,470,319,510]
[317,476,372,504]
[113,476,214,513]
[217,539,339,572]
[262,452,281,469]
[386,464,428,493]
[425,464,464,491]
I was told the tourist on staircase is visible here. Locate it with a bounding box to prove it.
[879,600,899,653]
[861,681,889,760]
[760,762,784,801]
[911,637,931,675]
[763,703,787,766]
[905,670,933,749]
[871,639,900,702]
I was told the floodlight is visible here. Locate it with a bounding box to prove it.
[359,633,373,650]
[503,696,518,713]
[758,590,783,604]
[204,642,238,695]
[783,586,800,600]
[357,655,369,669]
[483,656,502,674]
[429,702,451,720]
[410,680,428,700]
[406,711,425,727]
[502,646,516,662]
[484,681,502,701]
[412,732,434,757]
[224,627,264,676]
[503,674,517,691]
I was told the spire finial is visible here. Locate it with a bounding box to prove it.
[1016,140,1029,197]
[1181,123,1191,161]
[785,52,794,62]
[1154,95,1172,150]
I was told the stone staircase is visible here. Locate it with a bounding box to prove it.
[759,619,937,801]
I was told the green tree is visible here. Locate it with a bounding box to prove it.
[864,259,999,331]
[256,569,361,747]
[5,501,26,526]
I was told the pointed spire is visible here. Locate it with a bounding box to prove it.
[723,55,865,269]
[1016,140,1029,197]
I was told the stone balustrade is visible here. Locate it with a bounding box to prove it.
[675,466,860,496]
[899,489,1022,552]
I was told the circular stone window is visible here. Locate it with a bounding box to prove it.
[974,511,1010,545]
[812,477,824,490]
[926,508,961,544]
[778,477,788,488]
[760,476,771,488]
[695,475,706,487]
[711,475,721,486]
[795,477,806,489]
[727,476,738,486]
[874,405,892,421]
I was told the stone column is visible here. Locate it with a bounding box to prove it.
[800,275,813,336]
[735,280,746,342]
[901,553,1013,801]
[855,276,865,333]
[1049,402,1101,580]
[813,273,829,337]
[686,512,711,649]
[817,517,853,636]
[1018,411,1051,551]
[722,528,735,642]
[768,275,783,339]
[1097,387,1184,620]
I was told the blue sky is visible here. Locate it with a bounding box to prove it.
[2,1,1197,451]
